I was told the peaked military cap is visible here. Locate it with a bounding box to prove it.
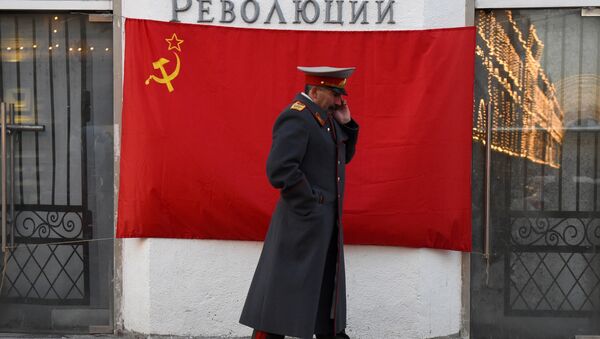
[298,66,356,95]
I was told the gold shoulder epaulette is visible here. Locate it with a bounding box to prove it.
[290,101,306,111]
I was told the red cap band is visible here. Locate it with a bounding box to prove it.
[305,75,347,89]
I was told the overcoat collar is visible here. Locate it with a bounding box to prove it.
[295,92,329,127]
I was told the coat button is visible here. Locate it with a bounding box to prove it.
[338,160,341,164]
[337,177,340,182]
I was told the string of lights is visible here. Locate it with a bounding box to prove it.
[474,10,564,169]
[0,15,111,55]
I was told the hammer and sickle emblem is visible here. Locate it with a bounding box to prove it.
[145,52,181,93]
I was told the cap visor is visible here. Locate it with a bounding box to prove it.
[330,87,347,96]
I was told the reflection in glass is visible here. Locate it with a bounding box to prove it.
[474,10,564,168]
[0,13,113,333]
[471,9,600,339]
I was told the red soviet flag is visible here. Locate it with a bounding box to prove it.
[117,18,475,251]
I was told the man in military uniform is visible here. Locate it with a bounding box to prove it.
[240,66,359,339]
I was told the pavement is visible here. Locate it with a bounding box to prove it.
[0,335,251,339]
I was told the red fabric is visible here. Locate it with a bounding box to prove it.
[117,18,474,251]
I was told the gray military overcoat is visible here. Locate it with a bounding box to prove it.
[240,93,359,338]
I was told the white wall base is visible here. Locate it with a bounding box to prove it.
[122,239,461,338]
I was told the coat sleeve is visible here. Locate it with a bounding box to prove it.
[341,118,359,164]
[266,110,317,215]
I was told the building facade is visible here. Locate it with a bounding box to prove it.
[0,0,598,338]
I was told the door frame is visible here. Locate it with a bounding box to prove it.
[112,0,123,335]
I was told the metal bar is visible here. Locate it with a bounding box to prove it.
[14,237,89,245]
[491,126,600,132]
[540,11,549,213]
[33,16,41,206]
[540,132,548,211]
[1,103,6,253]
[113,0,123,331]
[48,17,56,206]
[503,242,513,316]
[15,17,23,208]
[558,13,567,212]
[596,12,600,212]
[80,15,89,229]
[523,145,528,211]
[576,130,581,209]
[13,204,85,212]
[6,124,45,132]
[576,17,584,212]
[509,210,600,218]
[80,16,92,308]
[65,18,71,206]
[505,308,597,317]
[9,104,14,249]
[509,244,600,253]
[592,133,598,212]
[484,100,492,285]
[0,14,4,100]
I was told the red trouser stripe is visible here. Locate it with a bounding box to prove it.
[254,330,267,339]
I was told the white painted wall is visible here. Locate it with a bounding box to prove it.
[120,1,467,338]
[121,239,152,334]
[123,0,467,30]
[122,239,462,338]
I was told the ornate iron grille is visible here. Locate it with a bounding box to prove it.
[506,214,600,316]
[1,205,90,304]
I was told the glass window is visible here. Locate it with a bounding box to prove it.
[0,13,113,333]
[471,9,600,338]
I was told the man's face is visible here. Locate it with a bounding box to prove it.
[313,86,343,112]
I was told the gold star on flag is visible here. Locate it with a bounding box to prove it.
[165,33,184,52]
